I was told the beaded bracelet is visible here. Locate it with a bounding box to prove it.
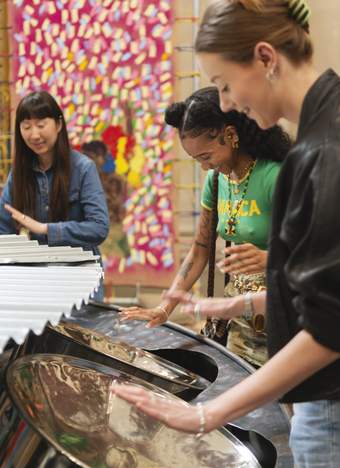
[196,402,206,437]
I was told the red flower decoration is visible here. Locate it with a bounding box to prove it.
[102,125,124,145]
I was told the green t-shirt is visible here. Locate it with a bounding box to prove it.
[201,159,281,250]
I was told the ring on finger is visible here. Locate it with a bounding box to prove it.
[194,303,202,321]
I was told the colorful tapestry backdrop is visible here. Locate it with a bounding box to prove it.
[10,0,177,287]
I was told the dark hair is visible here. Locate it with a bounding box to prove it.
[13,91,71,222]
[165,86,291,162]
[195,0,313,65]
[81,140,108,158]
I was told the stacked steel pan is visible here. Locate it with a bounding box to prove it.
[0,234,102,351]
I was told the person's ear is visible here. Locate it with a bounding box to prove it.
[223,125,239,148]
[254,41,278,80]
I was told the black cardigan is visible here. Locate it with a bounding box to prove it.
[266,69,340,403]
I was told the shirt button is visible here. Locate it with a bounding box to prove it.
[45,205,49,211]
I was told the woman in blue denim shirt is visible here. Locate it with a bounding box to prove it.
[0,91,109,295]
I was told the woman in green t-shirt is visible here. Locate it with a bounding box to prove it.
[120,87,291,367]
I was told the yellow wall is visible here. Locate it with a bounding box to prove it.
[0,0,11,185]
[310,0,340,75]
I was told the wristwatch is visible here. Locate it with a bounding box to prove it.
[243,292,266,333]
[243,292,254,321]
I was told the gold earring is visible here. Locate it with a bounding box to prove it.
[227,134,239,149]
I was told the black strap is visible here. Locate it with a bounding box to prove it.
[207,169,219,298]
[204,170,231,346]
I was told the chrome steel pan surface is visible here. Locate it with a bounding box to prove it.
[1,354,261,468]
[18,322,209,396]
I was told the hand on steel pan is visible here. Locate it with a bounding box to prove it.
[217,243,267,275]
[112,384,214,435]
[164,290,244,321]
[119,305,169,329]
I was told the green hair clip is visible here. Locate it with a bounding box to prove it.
[287,0,311,28]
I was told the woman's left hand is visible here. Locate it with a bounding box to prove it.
[164,290,244,320]
[217,243,267,274]
[4,204,47,235]
[112,384,217,434]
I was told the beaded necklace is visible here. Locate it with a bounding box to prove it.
[225,160,256,236]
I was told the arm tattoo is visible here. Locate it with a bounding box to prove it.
[195,241,208,249]
[178,210,211,280]
[196,209,212,246]
[179,261,194,280]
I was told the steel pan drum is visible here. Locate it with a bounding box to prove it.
[19,322,209,398]
[1,354,261,467]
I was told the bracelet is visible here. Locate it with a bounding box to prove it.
[156,305,169,321]
[196,402,205,437]
[194,303,202,321]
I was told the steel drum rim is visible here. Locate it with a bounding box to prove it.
[48,322,208,390]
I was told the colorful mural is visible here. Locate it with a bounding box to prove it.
[10,0,176,287]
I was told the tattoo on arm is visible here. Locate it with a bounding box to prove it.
[179,261,194,279]
[196,209,212,246]
[195,241,208,249]
[178,210,212,280]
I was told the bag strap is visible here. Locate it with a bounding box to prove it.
[205,170,231,344]
[207,169,220,298]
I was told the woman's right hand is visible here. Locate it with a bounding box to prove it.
[217,243,267,274]
[119,305,170,328]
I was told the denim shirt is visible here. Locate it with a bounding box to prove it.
[0,151,109,256]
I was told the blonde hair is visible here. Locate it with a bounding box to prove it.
[195,0,313,65]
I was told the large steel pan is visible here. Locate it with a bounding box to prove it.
[17,322,210,399]
[0,354,262,468]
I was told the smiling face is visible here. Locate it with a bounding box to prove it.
[198,50,282,129]
[181,129,235,174]
[20,117,62,159]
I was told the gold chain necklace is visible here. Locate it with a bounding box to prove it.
[225,160,256,236]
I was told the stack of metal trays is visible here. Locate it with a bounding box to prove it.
[0,235,102,351]
[0,234,100,263]
[1,354,261,467]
